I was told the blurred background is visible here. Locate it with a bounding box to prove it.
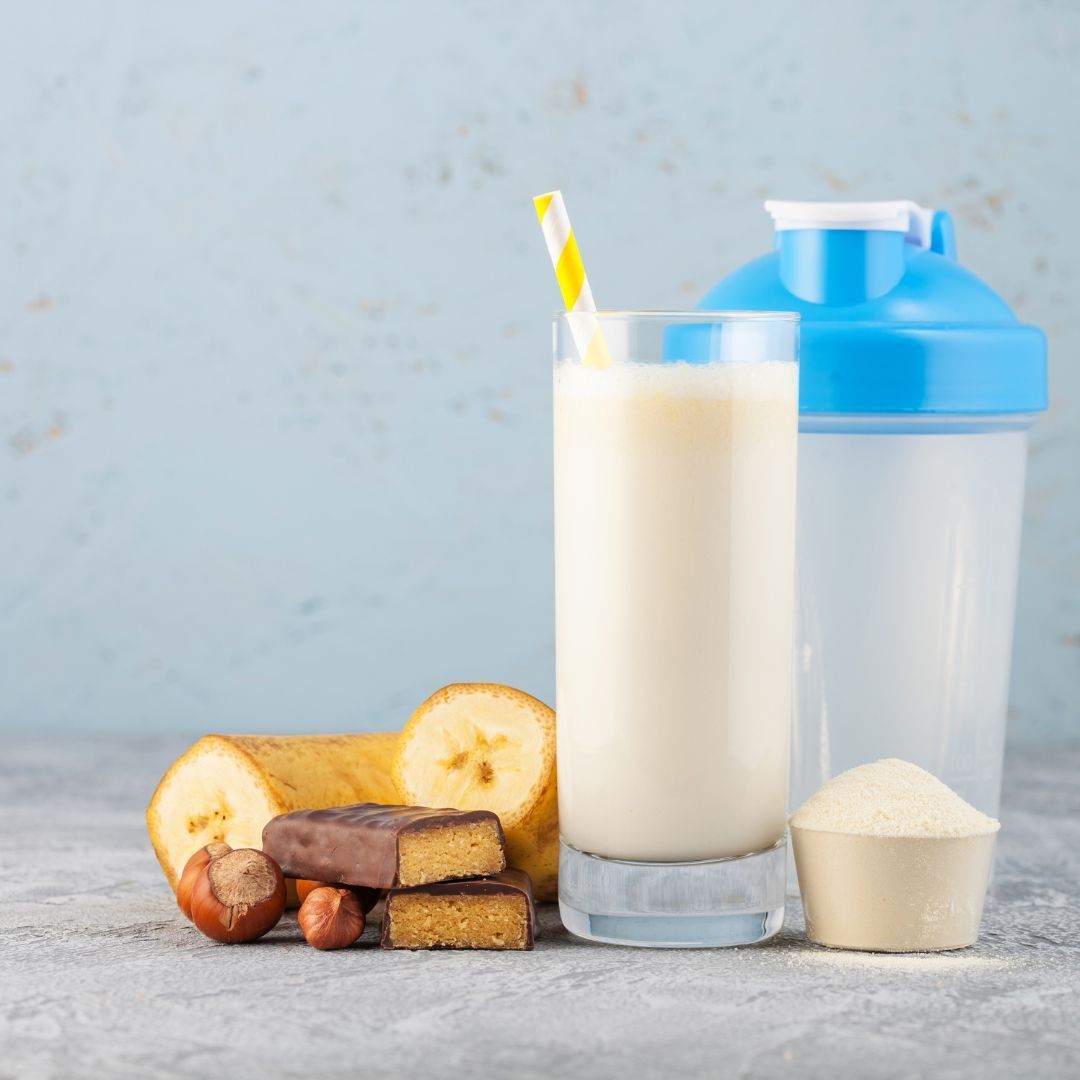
[2,0,1077,739]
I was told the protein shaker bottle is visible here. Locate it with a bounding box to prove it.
[699,200,1047,821]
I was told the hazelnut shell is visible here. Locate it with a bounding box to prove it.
[189,848,285,943]
[298,886,366,950]
[176,842,232,920]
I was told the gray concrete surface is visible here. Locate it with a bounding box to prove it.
[2,735,1078,1079]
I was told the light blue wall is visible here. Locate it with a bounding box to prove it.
[2,0,1077,739]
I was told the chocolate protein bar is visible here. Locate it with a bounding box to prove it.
[262,803,506,889]
[381,869,536,951]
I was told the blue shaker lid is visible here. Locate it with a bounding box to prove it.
[697,200,1047,415]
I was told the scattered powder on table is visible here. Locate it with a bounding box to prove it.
[789,758,1000,838]
[782,945,1016,974]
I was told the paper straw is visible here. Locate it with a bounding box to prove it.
[533,190,611,369]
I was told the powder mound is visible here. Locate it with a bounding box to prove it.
[790,759,1000,839]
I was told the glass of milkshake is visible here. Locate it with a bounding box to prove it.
[554,310,799,947]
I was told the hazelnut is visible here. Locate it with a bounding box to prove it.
[189,848,285,943]
[295,878,327,906]
[298,886,366,950]
[296,878,381,914]
[176,842,232,920]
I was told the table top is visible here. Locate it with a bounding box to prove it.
[3,736,1079,1079]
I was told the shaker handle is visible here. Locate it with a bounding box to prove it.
[906,203,957,260]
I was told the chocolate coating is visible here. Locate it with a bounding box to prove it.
[380,869,537,950]
[261,803,505,889]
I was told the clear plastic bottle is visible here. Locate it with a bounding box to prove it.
[700,200,1047,820]
[795,412,1032,817]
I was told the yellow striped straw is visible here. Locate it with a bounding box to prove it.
[533,190,612,369]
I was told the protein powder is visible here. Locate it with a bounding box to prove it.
[790,759,1000,952]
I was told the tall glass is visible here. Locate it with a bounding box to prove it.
[554,311,800,947]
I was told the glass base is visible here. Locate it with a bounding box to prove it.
[558,838,786,948]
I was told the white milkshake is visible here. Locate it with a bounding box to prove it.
[554,358,798,863]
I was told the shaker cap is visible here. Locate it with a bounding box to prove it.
[695,199,1047,416]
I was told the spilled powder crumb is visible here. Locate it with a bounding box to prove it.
[783,945,1016,974]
